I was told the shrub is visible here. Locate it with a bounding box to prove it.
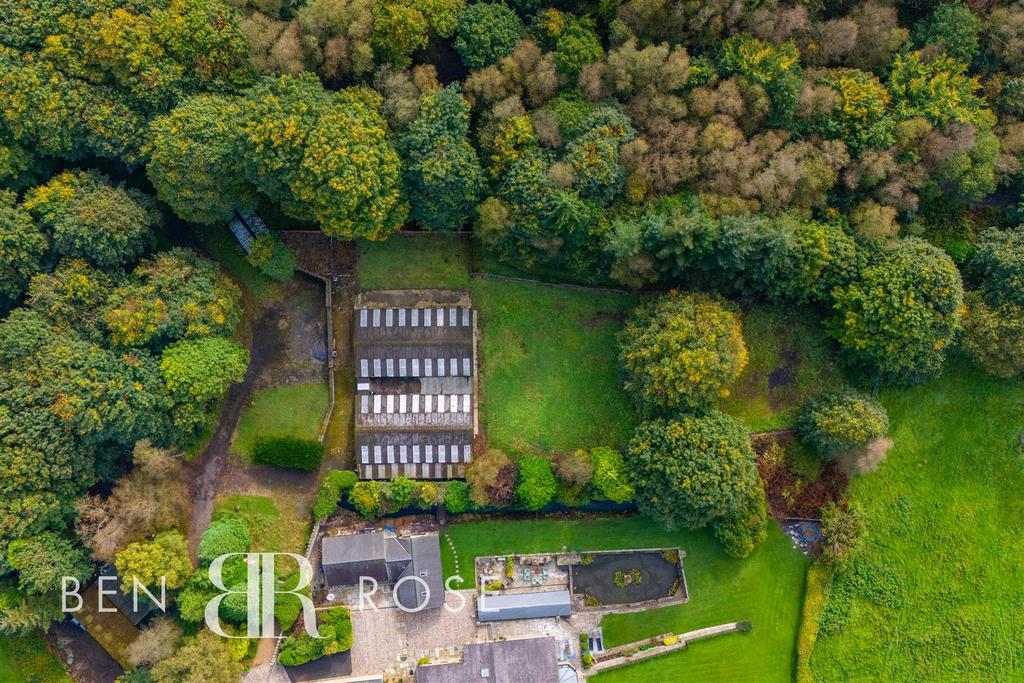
[590,447,634,504]
[349,481,386,518]
[444,481,471,513]
[713,485,768,559]
[797,389,889,456]
[246,234,295,282]
[252,436,324,471]
[961,293,1024,379]
[278,606,353,667]
[313,470,358,519]
[820,502,867,571]
[619,291,748,414]
[198,517,250,565]
[516,456,558,511]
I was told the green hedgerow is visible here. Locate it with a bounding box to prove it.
[252,436,324,471]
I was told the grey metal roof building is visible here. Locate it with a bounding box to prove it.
[415,637,560,683]
[321,531,445,610]
[476,590,573,623]
[354,297,476,480]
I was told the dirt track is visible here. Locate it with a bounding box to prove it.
[185,305,285,562]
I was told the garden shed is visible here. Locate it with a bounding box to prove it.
[476,590,573,622]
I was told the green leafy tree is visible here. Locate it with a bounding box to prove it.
[797,389,889,456]
[198,517,250,564]
[146,94,254,225]
[718,34,802,125]
[553,16,603,77]
[961,292,1024,379]
[24,170,158,269]
[454,3,524,69]
[399,85,484,230]
[828,238,964,381]
[151,630,243,683]
[802,69,895,152]
[105,248,242,347]
[888,51,992,127]
[913,1,981,63]
[619,291,748,413]
[7,532,92,595]
[160,336,248,434]
[288,87,408,239]
[115,531,193,591]
[970,226,1024,308]
[626,412,761,533]
[277,606,353,666]
[349,481,386,518]
[516,456,558,510]
[590,447,634,504]
[0,189,46,308]
[372,2,429,67]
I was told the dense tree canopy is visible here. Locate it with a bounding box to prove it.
[626,412,761,531]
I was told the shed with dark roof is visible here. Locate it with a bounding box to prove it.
[415,637,560,683]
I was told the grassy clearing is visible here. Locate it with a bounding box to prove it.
[0,637,69,683]
[808,358,1024,680]
[441,517,806,682]
[232,383,329,461]
[719,304,846,432]
[213,494,309,555]
[471,278,639,454]
[358,233,471,290]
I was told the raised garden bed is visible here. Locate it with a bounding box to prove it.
[572,550,684,606]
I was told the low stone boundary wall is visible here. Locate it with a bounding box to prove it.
[586,622,745,675]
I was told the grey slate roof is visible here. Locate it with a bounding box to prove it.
[415,637,559,683]
[321,532,444,610]
[476,590,573,623]
[97,564,157,626]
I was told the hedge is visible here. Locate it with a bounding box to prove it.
[198,517,250,565]
[252,436,324,470]
[313,470,358,519]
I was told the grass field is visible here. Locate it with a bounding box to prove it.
[440,517,806,682]
[471,278,640,454]
[231,382,329,460]
[0,632,69,683]
[213,494,310,554]
[358,233,471,290]
[720,304,847,432]
[806,357,1024,680]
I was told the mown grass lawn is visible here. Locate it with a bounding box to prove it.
[441,517,806,682]
[213,494,310,555]
[807,357,1024,680]
[358,233,471,290]
[0,636,69,683]
[719,303,847,432]
[471,278,639,454]
[231,382,329,461]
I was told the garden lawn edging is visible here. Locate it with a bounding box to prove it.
[588,622,746,674]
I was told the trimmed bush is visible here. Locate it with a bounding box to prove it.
[252,436,324,471]
[349,480,386,518]
[313,470,358,519]
[590,446,634,504]
[198,517,250,565]
[797,389,888,456]
[246,235,295,282]
[516,456,558,511]
[278,606,353,667]
[444,481,471,513]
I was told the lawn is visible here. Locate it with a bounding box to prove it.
[441,517,806,682]
[719,303,847,432]
[0,638,69,683]
[213,494,310,554]
[357,232,471,290]
[471,278,639,454]
[807,357,1024,680]
[231,382,329,461]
